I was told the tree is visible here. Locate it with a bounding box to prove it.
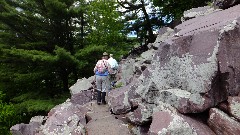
[74,0,131,76]
[0,0,88,96]
[117,0,162,43]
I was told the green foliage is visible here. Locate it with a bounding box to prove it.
[0,102,19,135]
[0,91,21,135]
[115,82,123,88]
[15,99,56,113]
[118,0,161,43]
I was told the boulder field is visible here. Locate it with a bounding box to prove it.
[11,2,240,135]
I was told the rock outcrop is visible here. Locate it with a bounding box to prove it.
[208,108,240,134]
[149,110,215,135]
[182,6,221,22]
[37,101,87,135]
[10,3,240,135]
[109,3,240,135]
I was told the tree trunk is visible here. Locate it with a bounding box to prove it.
[141,0,155,43]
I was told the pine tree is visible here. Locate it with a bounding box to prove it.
[0,0,86,97]
[0,0,128,101]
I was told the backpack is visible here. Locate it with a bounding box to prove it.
[97,60,108,74]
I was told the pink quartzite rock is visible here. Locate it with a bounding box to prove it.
[131,5,240,113]
[10,122,41,135]
[228,96,240,121]
[108,85,131,114]
[179,114,216,135]
[217,18,240,96]
[38,101,88,134]
[69,76,94,95]
[116,58,136,86]
[10,116,47,135]
[149,110,215,135]
[126,103,154,125]
[217,101,229,113]
[182,6,221,22]
[70,90,92,105]
[208,108,240,135]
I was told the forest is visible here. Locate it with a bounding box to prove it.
[0,0,210,134]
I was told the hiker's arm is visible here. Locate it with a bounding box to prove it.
[93,66,97,73]
[93,61,99,73]
[107,62,112,73]
[114,60,119,69]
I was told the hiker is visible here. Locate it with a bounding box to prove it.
[93,52,111,105]
[107,54,118,88]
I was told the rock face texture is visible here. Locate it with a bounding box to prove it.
[119,4,240,114]
[10,4,240,135]
[208,108,240,135]
[227,96,240,121]
[37,101,87,135]
[149,110,215,135]
[182,6,221,22]
[69,76,95,95]
[108,4,240,135]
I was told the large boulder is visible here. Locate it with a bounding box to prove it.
[217,18,240,96]
[108,85,132,114]
[70,90,92,105]
[208,108,240,134]
[37,101,88,135]
[125,103,155,125]
[10,122,41,135]
[69,76,95,105]
[149,110,215,135]
[10,116,47,135]
[182,6,221,22]
[116,58,136,86]
[213,0,240,9]
[69,76,94,95]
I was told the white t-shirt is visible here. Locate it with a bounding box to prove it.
[107,57,118,69]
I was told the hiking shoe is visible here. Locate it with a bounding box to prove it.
[102,101,107,105]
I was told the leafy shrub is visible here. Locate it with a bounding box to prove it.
[0,91,21,135]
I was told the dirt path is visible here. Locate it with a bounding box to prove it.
[85,101,131,135]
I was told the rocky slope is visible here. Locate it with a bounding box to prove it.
[10,2,240,135]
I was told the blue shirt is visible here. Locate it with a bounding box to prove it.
[95,70,109,76]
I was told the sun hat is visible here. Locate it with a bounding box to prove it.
[103,52,108,56]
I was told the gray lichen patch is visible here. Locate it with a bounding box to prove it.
[123,91,130,107]
[159,89,191,108]
[219,19,238,34]
[158,112,197,135]
[230,100,240,120]
[152,51,218,95]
